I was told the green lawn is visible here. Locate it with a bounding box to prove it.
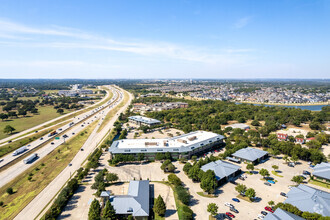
[197,191,217,198]
[309,179,330,189]
[0,106,72,140]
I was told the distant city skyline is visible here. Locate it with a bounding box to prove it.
[0,0,329,79]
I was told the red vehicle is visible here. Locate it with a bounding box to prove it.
[226,212,235,218]
[265,206,274,213]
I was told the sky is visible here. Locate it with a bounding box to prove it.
[0,0,329,79]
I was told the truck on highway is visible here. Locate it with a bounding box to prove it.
[48,131,57,137]
[23,153,38,164]
[12,146,28,156]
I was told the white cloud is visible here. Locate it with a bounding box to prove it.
[234,16,252,29]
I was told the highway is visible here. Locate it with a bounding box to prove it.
[0,85,122,188]
[0,85,112,146]
[15,87,133,220]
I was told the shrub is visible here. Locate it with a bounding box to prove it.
[168,174,182,186]
[6,187,13,195]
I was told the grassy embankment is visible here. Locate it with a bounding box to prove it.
[0,121,98,220]
[97,89,129,133]
[0,106,73,140]
[309,179,330,189]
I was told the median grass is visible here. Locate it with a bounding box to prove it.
[197,191,217,198]
[0,106,72,140]
[309,179,330,189]
[0,121,97,220]
[271,170,283,177]
[97,89,129,132]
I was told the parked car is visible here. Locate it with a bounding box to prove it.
[232,198,240,202]
[267,180,275,184]
[226,212,235,218]
[280,192,287,197]
[265,206,274,213]
[239,176,245,180]
[261,211,268,215]
[264,182,271,186]
[230,207,239,213]
[258,214,265,219]
[225,202,234,208]
[303,170,310,175]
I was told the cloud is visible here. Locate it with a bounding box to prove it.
[233,16,252,29]
[0,18,255,65]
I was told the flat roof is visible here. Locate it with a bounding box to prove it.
[201,160,241,181]
[313,162,330,180]
[109,131,224,154]
[232,147,268,162]
[224,123,250,130]
[284,184,330,216]
[128,116,161,124]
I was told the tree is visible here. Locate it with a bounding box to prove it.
[283,155,290,164]
[251,119,260,126]
[259,168,270,179]
[4,125,15,134]
[246,163,254,172]
[183,162,192,173]
[0,113,8,121]
[235,184,247,195]
[57,108,64,114]
[200,170,217,194]
[6,187,13,194]
[291,175,304,184]
[106,173,119,183]
[168,174,182,186]
[154,195,166,217]
[88,199,101,220]
[245,188,256,201]
[207,203,218,217]
[102,200,116,220]
[291,155,299,164]
[268,200,275,207]
[272,165,279,172]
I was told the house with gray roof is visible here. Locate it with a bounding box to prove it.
[201,160,241,185]
[284,184,330,217]
[231,147,268,164]
[264,208,304,220]
[110,180,150,219]
[128,115,161,126]
[312,162,330,182]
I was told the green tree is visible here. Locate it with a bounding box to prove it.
[283,155,290,164]
[106,173,119,183]
[251,119,260,126]
[154,195,166,217]
[259,168,270,179]
[291,155,299,164]
[246,163,254,172]
[268,200,275,207]
[207,203,218,217]
[56,108,64,114]
[272,165,279,171]
[245,188,256,200]
[235,184,247,195]
[0,113,8,121]
[102,200,116,220]
[88,199,101,220]
[168,174,182,186]
[291,175,304,184]
[200,170,217,194]
[6,187,14,194]
[3,125,15,134]
[183,162,192,173]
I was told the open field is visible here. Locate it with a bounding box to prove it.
[0,106,73,140]
[0,121,97,220]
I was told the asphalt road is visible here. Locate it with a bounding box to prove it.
[0,86,120,188]
[15,87,132,220]
[0,85,112,145]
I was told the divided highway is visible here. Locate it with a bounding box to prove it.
[0,85,122,188]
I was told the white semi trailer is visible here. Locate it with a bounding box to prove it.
[12,146,28,156]
[23,153,38,164]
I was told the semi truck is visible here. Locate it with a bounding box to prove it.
[23,153,38,164]
[12,146,27,156]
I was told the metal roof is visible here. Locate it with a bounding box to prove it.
[128,116,161,125]
[284,184,330,216]
[110,180,149,217]
[201,160,241,180]
[264,208,304,220]
[313,162,330,181]
[108,131,224,154]
[232,147,268,162]
[224,123,250,130]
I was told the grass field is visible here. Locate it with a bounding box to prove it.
[309,179,330,189]
[0,106,73,140]
[0,121,98,220]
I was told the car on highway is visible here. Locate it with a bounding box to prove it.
[265,206,274,213]
[261,211,268,216]
[81,125,84,127]
[264,182,271,186]
[232,198,240,202]
[72,132,75,135]
[68,163,72,166]
[59,128,62,131]
[51,142,54,145]
[226,212,235,218]
[0,159,4,163]
[8,140,12,143]
[35,130,38,133]
[40,137,43,140]
[80,148,84,151]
